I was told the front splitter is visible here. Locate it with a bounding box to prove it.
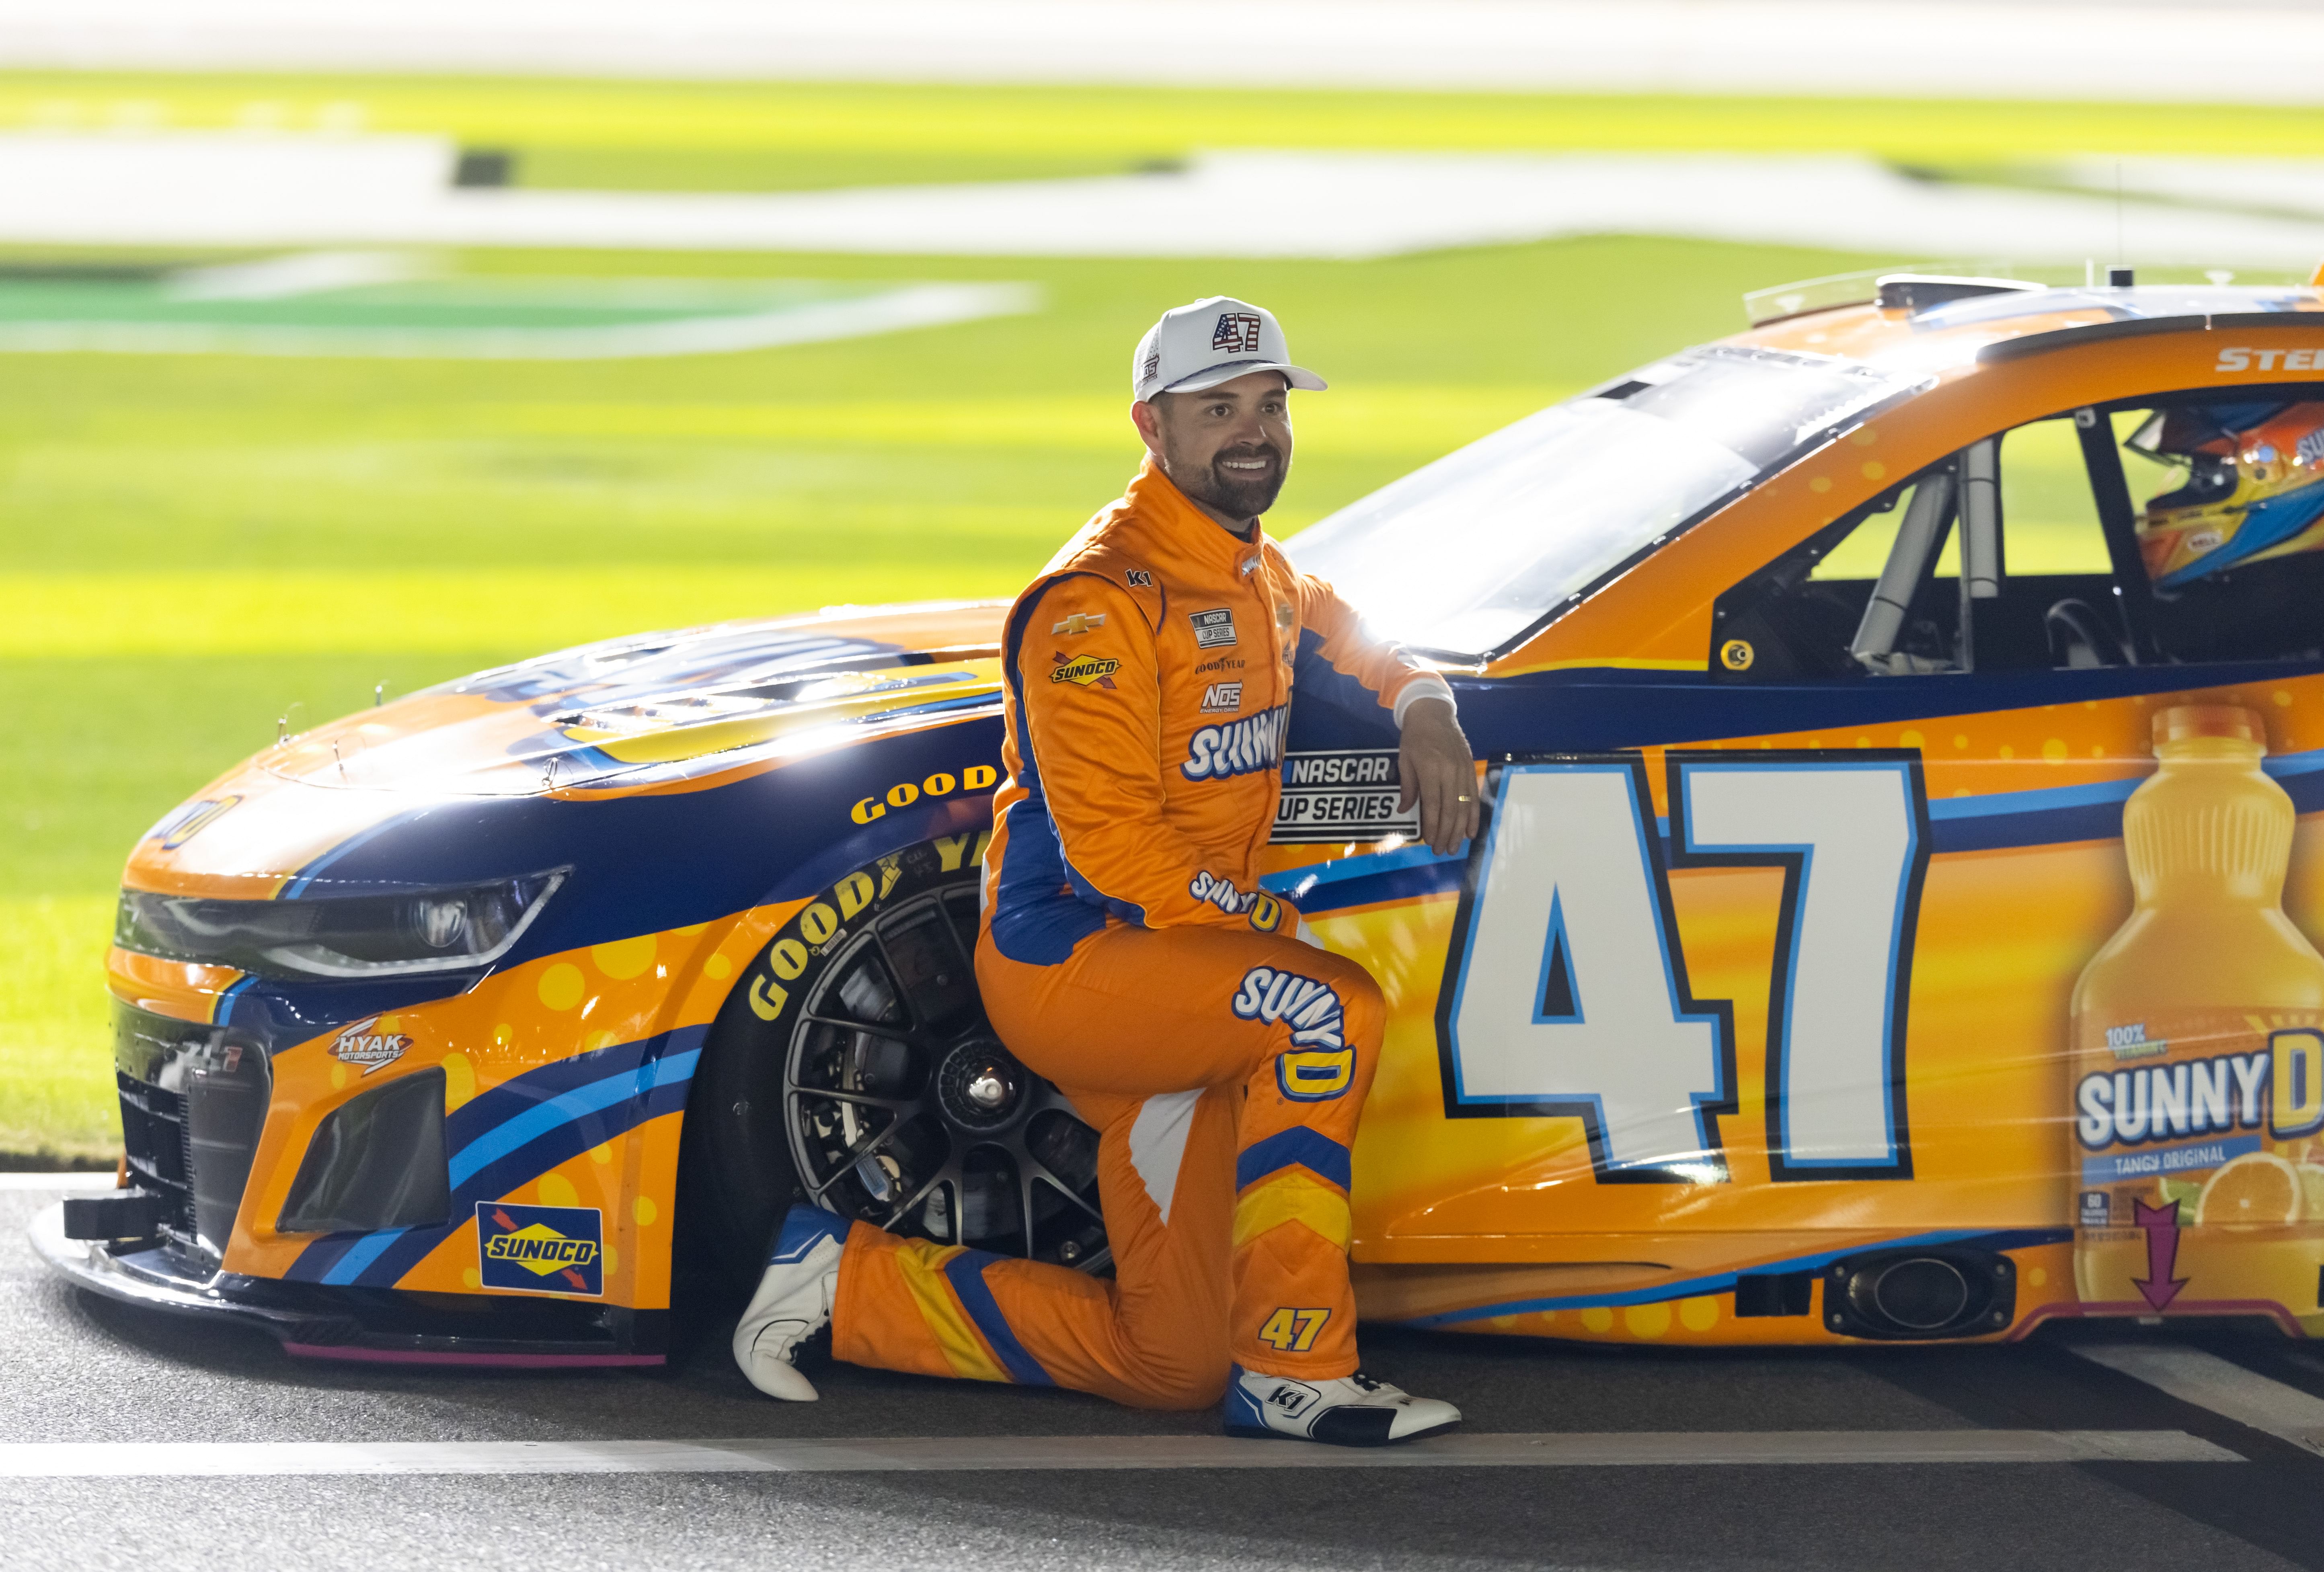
[29,1203,664,1367]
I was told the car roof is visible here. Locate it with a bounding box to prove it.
[1734,282,2324,371]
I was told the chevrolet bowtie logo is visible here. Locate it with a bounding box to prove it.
[1052,613,1107,636]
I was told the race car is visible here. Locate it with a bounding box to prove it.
[37,267,2324,1364]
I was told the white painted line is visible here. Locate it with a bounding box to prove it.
[0,1430,2238,1477]
[0,282,1042,361]
[3,139,2320,265]
[0,1172,117,1191]
[2074,1343,2324,1455]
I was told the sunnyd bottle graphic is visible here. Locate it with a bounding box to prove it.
[2072,704,2324,1321]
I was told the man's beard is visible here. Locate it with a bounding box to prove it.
[1171,443,1287,523]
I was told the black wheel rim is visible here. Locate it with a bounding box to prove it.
[782,883,1110,1272]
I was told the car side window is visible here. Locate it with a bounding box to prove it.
[2113,394,2324,665]
[1711,390,2324,678]
[1713,421,2116,680]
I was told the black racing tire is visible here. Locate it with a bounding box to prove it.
[679,835,1111,1287]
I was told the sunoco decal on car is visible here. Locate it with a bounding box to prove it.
[1272,750,1418,843]
[476,1201,604,1296]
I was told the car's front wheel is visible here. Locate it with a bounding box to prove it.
[682,836,1111,1285]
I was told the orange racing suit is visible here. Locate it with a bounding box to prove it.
[829,458,1450,1408]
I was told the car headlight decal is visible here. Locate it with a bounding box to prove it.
[115,870,567,980]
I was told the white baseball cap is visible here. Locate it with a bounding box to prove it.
[1131,296,1327,403]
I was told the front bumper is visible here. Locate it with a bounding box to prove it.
[31,1203,665,1367]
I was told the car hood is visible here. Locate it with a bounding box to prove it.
[274,600,1007,798]
[123,601,1008,898]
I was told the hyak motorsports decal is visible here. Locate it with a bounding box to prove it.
[330,1015,413,1075]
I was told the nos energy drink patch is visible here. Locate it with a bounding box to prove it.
[476,1201,604,1296]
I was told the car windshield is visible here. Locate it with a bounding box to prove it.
[1287,345,1929,659]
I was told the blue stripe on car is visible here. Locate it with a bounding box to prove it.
[1397,1228,2071,1327]
[1267,741,2324,915]
[284,1026,704,1287]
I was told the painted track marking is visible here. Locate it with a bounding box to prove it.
[0,1430,2237,1476]
[2073,1343,2324,1455]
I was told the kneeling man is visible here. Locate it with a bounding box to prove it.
[733,296,1479,1447]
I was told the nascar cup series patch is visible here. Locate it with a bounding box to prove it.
[476,1201,605,1296]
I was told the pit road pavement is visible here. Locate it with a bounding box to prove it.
[11,1180,2324,1572]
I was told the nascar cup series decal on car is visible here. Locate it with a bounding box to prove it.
[475,1202,605,1297]
[1050,652,1121,688]
[1182,704,1286,780]
[1052,613,1106,636]
[1189,609,1236,648]
[1233,966,1346,1050]
[330,1015,412,1075]
[1273,750,1417,843]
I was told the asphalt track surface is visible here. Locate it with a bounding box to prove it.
[11,1182,2324,1572]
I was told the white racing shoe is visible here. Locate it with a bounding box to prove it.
[1223,1364,1462,1447]
[732,1204,847,1401]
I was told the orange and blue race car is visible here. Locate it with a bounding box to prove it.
[39,267,2324,1364]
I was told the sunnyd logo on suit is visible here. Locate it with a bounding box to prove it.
[1189,870,1283,932]
[1182,704,1286,780]
[476,1201,604,1296]
[1233,966,1347,1050]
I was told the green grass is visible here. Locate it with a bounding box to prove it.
[3,232,1876,1159]
[10,73,2324,190]
[4,69,2249,1160]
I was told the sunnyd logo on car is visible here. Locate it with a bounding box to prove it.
[475,1202,604,1296]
